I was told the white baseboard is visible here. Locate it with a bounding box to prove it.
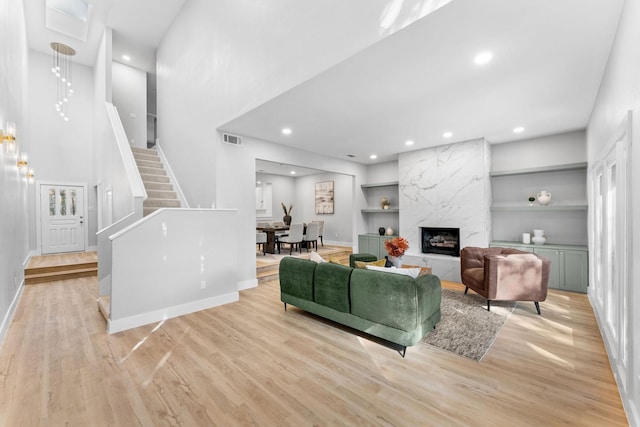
[238,278,258,291]
[107,292,239,334]
[0,282,24,349]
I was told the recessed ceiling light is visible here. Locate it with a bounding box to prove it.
[443,131,453,138]
[513,126,525,133]
[474,51,493,65]
[370,154,377,159]
[282,128,292,135]
[405,140,414,146]
[290,170,296,175]
[122,54,131,61]
[256,181,261,185]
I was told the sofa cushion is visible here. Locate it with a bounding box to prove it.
[354,259,386,269]
[366,265,421,279]
[314,262,353,313]
[279,257,317,301]
[350,268,417,332]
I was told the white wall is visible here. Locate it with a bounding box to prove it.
[587,0,639,424]
[295,172,354,246]
[112,62,147,148]
[28,50,97,248]
[255,172,295,222]
[492,130,586,171]
[0,0,30,343]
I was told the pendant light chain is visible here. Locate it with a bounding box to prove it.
[51,43,76,122]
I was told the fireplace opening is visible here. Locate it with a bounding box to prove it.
[421,227,460,257]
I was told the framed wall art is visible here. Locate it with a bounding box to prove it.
[315,181,334,214]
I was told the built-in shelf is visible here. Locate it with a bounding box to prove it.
[360,181,399,188]
[491,205,588,212]
[361,208,400,213]
[490,162,587,177]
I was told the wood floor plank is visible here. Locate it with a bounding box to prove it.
[0,270,628,426]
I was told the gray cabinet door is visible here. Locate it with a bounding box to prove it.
[534,248,562,289]
[562,250,588,293]
[358,235,371,255]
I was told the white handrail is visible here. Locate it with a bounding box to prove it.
[105,102,147,200]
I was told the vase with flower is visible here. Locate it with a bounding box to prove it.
[384,236,409,268]
[281,202,293,225]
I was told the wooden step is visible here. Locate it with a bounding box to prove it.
[141,174,170,183]
[134,152,160,162]
[144,182,174,191]
[25,262,98,285]
[146,189,177,199]
[97,295,110,321]
[135,159,163,168]
[138,166,166,176]
[143,198,181,208]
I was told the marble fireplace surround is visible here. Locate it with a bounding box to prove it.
[397,138,491,281]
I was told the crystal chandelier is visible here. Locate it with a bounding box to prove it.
[51,42,76,122]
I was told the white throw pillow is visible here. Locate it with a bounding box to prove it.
[366,265,421,279]
[309,251,327,263]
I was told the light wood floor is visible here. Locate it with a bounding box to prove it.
[0,274,627,425]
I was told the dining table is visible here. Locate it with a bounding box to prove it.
[256,225,289,254]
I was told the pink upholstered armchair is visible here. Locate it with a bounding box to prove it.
[460,247,551,315]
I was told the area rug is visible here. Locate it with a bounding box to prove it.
[422,289,515,361]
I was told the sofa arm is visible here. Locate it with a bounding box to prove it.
[279,257,317,301]
[415,274,442,323]
[349,253,378,268]
[484,254,548,301]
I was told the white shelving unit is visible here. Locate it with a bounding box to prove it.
[360,181,399,236]
[490,162,589,293]
[490,162,588,246]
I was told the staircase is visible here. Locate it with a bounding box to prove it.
[25,252,98,285]
[132,147,181,216]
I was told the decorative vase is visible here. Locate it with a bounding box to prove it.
[380,196,390,209]
[378,227,385,236]
[393,256,404,268]
[536,191,552,206]
[283,215,292,226]
[532,229,546,245]
[385,227,394,236]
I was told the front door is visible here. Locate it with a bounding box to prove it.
[40,184,85,254]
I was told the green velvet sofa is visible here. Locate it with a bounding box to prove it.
[279,255,442,355]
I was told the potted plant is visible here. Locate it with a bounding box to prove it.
[281,203,294,225]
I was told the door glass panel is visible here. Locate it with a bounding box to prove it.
[71,190,77,216]
[49,189,56,216]
[60,190,67,216]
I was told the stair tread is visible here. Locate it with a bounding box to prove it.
[25,262,98,276]
[26,266,97,279]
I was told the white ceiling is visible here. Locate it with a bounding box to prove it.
[256,160,326,178]
[220,0,624,163]
[24,0,186,72]
[23,0,624,166]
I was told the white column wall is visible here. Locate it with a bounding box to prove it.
[587,0,640,424]
[398,138,491,280]
[112,62,147,148]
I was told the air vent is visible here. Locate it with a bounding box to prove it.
[222,133,243,146]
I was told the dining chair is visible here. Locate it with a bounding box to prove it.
[277,223,303,255]
[256,232,267,255]
[303,222,320,252]
[312,220,324,246]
